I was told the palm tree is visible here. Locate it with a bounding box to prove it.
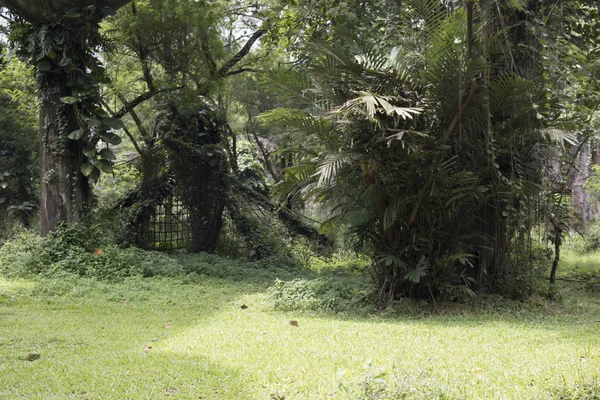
[264,0,563,303]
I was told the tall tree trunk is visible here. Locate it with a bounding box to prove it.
[185,149,228,253]
[39,84,90,236]
[3,1,133,236]
[162,106,230,253]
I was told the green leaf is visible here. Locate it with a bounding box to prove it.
[59,57,73,67]
[68,129,84,140]
[96,159,113,174]
[83,146,97,158]
[90,168,101,182]
[100,133,122,145]
[89,115,102,128]
[99,149,116,161]
[404,256,429,283]
[101,117,124,130]
[81,163,94,177]
[404,267,428,283]
[60,96,79,105]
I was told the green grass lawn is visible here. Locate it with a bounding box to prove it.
[1,252,600,399]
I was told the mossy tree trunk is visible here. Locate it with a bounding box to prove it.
[39,83,91,236]
[3,0,131,236]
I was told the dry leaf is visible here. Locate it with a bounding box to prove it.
[144,345,153,351]
[92,248,103,256]
[289,320,299,327]
[163,324,173,329]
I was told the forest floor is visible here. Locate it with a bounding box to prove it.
[0,247,599,399]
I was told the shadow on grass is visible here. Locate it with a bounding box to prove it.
[0,275,267,399]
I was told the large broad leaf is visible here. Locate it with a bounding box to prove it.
[96,159,113,174]
[99,132,122,145]
[99,149,116,161]
[80,163,94,177]
[83,146,97,158]
[68,128,84,140]
[101,117,124,130]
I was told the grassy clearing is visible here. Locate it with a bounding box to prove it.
[0,249,600,399]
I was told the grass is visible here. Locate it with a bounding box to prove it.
[1,249,600,399]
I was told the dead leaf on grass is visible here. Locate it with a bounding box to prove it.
[289,320,299,327]
[163,324,173,329]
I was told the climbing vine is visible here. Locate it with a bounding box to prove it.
[9,6,122,182]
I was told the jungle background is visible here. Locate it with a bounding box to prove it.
[1,0,600,398]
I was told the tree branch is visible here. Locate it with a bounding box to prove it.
[99,98,143,156]
[113,87,181,119]
[117,93,150,143]
[226,67,264,76]
[215,29,265,79]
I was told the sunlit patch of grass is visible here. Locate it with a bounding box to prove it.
[560,235,600,279]
[561,247,600,278]
[1,254,600,399]
[0,277,37,294]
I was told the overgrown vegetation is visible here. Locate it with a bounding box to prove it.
[1,236,600,399]
[1,0,600,396]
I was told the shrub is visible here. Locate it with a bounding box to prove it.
[267,277,372,313]
[0,226,182,281]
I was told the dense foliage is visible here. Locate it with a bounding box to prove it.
[0,0,599,304]
[0,55,38,234]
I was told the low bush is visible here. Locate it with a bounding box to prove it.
[0,228,182,281]
[0,224,308,284]
[266,276,373,313]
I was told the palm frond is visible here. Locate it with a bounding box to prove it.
[315,152,362,187]
[538,128,579,149]
[334,91,422,121]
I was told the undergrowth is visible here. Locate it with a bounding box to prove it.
[0,223,375,314]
